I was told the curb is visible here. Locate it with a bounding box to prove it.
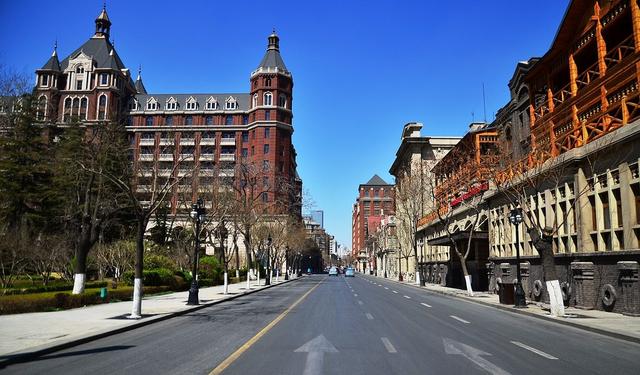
[361,273,640,345]
[0,277,302,368]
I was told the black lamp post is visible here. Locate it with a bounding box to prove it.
[509,208,527,308]
[265,234,272,285]
[187,198,206,305]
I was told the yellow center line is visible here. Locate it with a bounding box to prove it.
[209,277,325,375]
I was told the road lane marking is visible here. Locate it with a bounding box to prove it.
[366,313,374,320]
[358,300,363,305]
[510,341,558,360]
[353,293,358,297]
[403,295,411,299]
[384,287,389,290]
[420,302,432,308]
[209,279,324,375]
[392,290,398,294]
[381,337,397,353]
[450,315,470,324]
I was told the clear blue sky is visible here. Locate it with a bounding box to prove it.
[0,0,569,249]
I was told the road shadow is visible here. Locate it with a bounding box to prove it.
[0,345,135,368]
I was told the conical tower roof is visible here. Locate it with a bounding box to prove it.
[40,45,61,71]
[255,30,289,73]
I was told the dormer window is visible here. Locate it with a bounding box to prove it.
[186,96,197,110]
[76,65,85,73]
[263,92,272,106]
[147,97,158,111]
[206,96,218,110]
[100,73,109,86]
[166,97,178,111]
[129,98,138,111]
[225,96,237,110]
[40,75,49,87]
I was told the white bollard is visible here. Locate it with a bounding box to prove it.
[275,269,279,283]
[246,269,251,290]
[224,272,228,295]
[257,269,260,287]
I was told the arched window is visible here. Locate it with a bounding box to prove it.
[80,97,88,120]
[98,94,107,120]
[36,95,47,121]
[263,92,272,106]
[253,94,258,108]
[63,97,72,122]
[72,98,80,118]
[76,65,84,73]
[145,116,154,126]
[264,77,271,87]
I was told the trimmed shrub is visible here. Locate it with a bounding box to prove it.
[3,281,108,295]
[122,268,180,287]
[199,256,222,282]
[144,254,176,271]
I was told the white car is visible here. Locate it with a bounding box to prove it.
[328,266,338,276]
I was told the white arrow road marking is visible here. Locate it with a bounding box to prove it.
[510,341,558,360]
[403,295,411,299]
[443,338,511,375]
[450,315,470,324]
[381,337,397,353]
[295,335,338,375]
[420,302,432,308]
[366,313,374,320]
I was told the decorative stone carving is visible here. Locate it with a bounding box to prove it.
[439,264,448,286]
[571,261,596,310]
[487,262,496,294]
[618,261,640,316]
[520,262,530,297]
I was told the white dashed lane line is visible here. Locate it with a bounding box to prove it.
[420,302,432,308]
[384,287,389,290]
[403,295,411,299]
[381,337,397,353]
[392,291,398,294]
[366,313,374,320]
[358,300,364,305]
[450,315,470,324]
[511,341,558,360]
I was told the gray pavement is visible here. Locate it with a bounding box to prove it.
[2,273,639,374]
[0,275,292,359]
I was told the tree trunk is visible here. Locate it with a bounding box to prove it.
[72,238,90,294]
[530,229,564,317]
[130,217,146,319]
[458,254,473,296]
[398,255,402,280]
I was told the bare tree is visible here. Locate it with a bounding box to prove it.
[94,239,135,288]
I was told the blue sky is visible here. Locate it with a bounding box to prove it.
[0,0,569,250]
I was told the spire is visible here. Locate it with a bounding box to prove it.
[40,40,61,71]
[94,4,112,38]
[255,30,289,74]
[135,65,147,94]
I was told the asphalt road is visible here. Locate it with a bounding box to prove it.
[3,274,640,375]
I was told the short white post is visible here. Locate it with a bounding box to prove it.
[223,272,228,295]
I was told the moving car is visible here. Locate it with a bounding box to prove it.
[345,267,355,277]
[328,266,338,276]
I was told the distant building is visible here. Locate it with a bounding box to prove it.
[351,174,395,272]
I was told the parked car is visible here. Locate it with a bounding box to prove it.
[329,266,338,276]
[345,267,355,277]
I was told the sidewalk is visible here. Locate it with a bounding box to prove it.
[0,275,298,362]
[365,273,640,344]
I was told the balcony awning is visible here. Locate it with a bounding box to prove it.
[427,231,488,246]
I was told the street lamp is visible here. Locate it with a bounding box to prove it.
[187,198,206,305]
[418,238,425,286]
[284,246,289,280]
[509,207,527,308]
[265,234,272,285]
[218,221,229,295]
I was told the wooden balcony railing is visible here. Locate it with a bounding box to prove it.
[604,35,635,70]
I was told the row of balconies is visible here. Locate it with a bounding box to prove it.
[138,153,235,162]
[140,138,224,146]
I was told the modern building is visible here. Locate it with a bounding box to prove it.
[32,7,302,222]
[389,122,460,281]
[351,175,395,272]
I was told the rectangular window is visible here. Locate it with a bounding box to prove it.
[243,114,249,124]
[41,75,48,86]
[263,176,269,188]
[602,194,610,230]
[262,192,269,203]
[76,80,83,90]
[241,148,248,157]
[226,116,233,125]
[242,131,249,142]
[374,189,379,198]
[263,160,269,171]
[263,144,270,154]
[205,115,213,125]
[265,111,270,121]
[100,73,108,85]
[251,146,255,156]
[265,128,270,138]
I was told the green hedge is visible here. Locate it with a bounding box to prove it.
[0,286,174,315]
[3,281,109,295]
[122,268,185,288]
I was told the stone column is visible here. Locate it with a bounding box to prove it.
[618,261,640,316]
[520,262,531,297]
[487,262,496,293]
[440,264,448,287]
[571,261,596,309]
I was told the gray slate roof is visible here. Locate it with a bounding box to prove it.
[40,52,61,71]
[364,174,390,186]
[133,93,251,111]
[60,37,127,72]
[135,77,147,95]
[257,49,288,71]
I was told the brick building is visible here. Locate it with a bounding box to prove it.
[351,175,395,272]
[32,7,302,221]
